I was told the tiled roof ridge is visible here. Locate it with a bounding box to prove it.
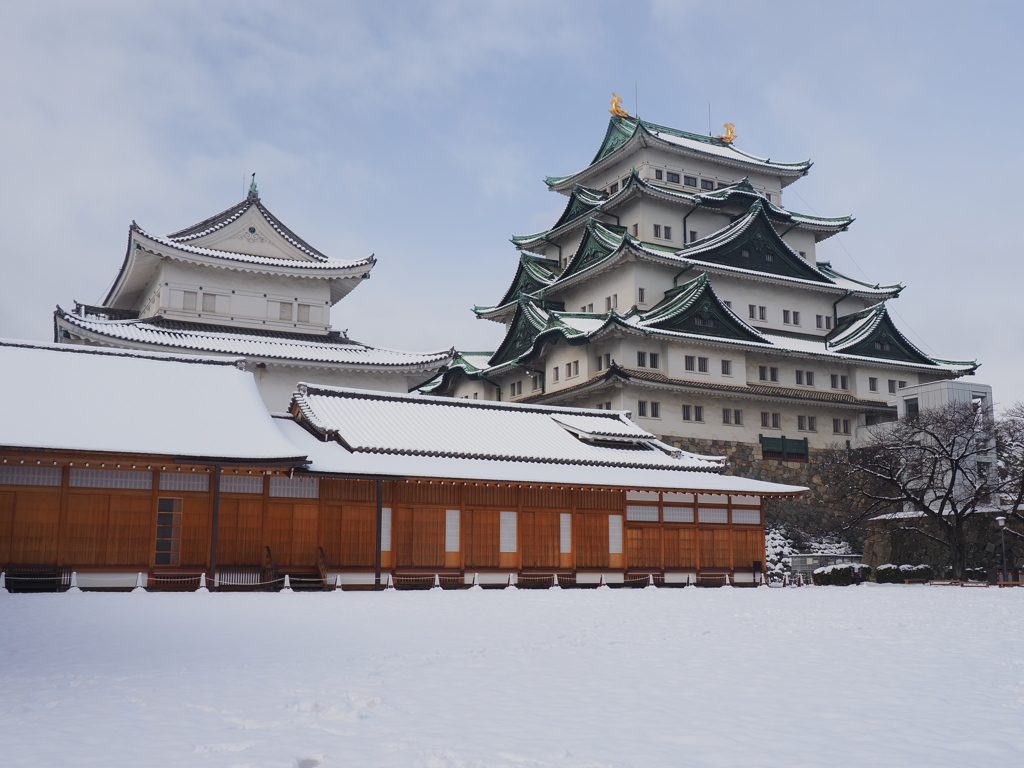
[302,382,649,419]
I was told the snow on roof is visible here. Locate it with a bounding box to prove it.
[292,385,727,471]
[278,419,803,494]
[0,340,305,462]
[56,311,453,369]
[136,228,374,273]
[642,124,809,173]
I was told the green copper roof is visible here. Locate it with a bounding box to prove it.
[475,254,559,317]
[639,274,769,343]
[829,303,976,371]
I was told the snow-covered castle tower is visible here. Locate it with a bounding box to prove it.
[424,100,977,466]
[55,180,452,408]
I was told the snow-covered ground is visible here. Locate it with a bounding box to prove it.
[2,585,1023,767]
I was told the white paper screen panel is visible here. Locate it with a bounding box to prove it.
[69,469,152,490]
[560,513,572,553]
[445,509,460,552]
[608,514,623,554]
[732,509,761,525]
[0,466,61,486]
[698,508,728,524]
[219,475,264,494]
[160,473,210,492]
[663,507,694,523]
[269,477,319,498]
[380,508,391,551]
[626,505,659,522]
[500,511,517,553]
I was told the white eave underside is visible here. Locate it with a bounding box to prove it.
[57,314,452,369]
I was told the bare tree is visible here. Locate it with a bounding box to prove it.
[818,401,1024,579]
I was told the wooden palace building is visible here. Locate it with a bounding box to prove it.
[0,340,802,590]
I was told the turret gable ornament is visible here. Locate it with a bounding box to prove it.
[247,172,259,200]
[609,93,629,117]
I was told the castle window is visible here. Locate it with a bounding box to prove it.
[667,172,680,184]
[637,351,647,367]
[202,293,217,313]
[684,175,697,187]
[721,359,732,375]
[682,404,692,421]
[695,405,704,422]
[793,311,800,325]
[649,353,660,369]
[608,182,618,194]
[638,287,646,303]
[685,355,696,371]
[806,371,815,386]
[532,376,541,391]
[723,408,732,425]
[718,182,730,189]
[279,302,292,321]
[552,366,560,383]
[653,224,661,238]
[650,402,661,418]
[632,223,638,236]
[783,309,791,324]
[637,400,648,417]
[297,304,311,323]
[765,193,772,202]
[833,418,851,435]
[654,169,663,180]
[694,315,714,328]
[874,339,891,352]
[761,412,781,429]
[571,360,579,377]
[765,252,775,262]
[759,306,767,321]
[898,380,907,389]
[869,377,878,392]
[183,291,197,311]
[698,357,709,373]
[798,415,817,432]
[741,249,750,258]
[749,304,757,319]
[701,179,714,190]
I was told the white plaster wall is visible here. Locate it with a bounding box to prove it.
[705,274,847,336]
[148,261,333,332]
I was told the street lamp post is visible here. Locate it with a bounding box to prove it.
[997,516,1009,582]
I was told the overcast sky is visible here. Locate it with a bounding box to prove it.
[2,1,1021,409]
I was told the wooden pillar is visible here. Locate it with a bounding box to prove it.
[208,465,222,579]
[374,478,383,587]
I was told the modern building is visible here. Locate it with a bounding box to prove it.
[54,181,452,409]
[0,340,803,589]
[424,105,978,469]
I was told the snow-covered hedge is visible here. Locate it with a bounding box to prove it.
[812,563,872,586]
[875,564,934,583]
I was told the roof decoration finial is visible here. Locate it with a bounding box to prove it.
[609,93,629,118]
[248,173,259,200]
[717,123,737,144]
